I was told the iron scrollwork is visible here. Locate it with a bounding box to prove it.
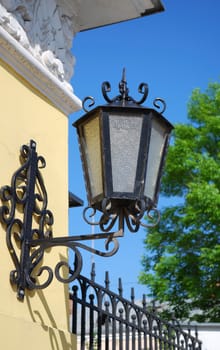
[0,140,120,300]
[82,68,166,114]
[83,199,160,234]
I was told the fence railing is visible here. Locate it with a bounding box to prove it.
[70,263,202,350]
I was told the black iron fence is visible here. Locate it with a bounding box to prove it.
[70,264,202,350]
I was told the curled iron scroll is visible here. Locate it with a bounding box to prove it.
[153,98,166,114]
[102,81,114,103]
[140,207,161,228]
[82,96,95,112]
[132,82,149,105]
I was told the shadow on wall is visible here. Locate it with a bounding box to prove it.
[26,255,74,350]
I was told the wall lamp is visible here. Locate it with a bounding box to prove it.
[0,70,173,300]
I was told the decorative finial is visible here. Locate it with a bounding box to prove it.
[118,68,129,104]
[102,68,149,105]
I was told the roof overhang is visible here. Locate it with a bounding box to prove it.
[69,192,84,207]
[77,0,164,32]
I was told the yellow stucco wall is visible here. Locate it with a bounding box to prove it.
[0,59,76,349]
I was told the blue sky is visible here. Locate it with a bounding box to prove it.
[68,0,220,300]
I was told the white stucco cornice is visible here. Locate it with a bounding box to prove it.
[0,0,82,115]
[0,25,82,115]
[0,0,164,115]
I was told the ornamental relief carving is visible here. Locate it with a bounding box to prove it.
[0,0,77,89]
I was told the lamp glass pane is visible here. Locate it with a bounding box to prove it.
[83,115,103,198]
[144,118,167,202]
[109,114,143,193]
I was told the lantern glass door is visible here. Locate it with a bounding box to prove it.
[144,117,169,204]
[82,114,103,199]
[109,113,143,195]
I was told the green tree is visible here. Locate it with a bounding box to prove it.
[139,82,220,322]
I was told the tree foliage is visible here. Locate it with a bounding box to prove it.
[139,82,220,322]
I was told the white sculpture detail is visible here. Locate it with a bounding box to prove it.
[0,0,77,90]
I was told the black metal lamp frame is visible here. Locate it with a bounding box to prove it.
[0,71,171,300]
[74,69,172,234]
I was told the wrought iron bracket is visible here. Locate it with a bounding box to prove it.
[0,140,159,300]
[0,140,122,300]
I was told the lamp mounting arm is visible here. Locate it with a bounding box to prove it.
[0,140,122,300]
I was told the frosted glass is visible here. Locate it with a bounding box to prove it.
[144,118,167,202]
[83,115,103,198]
[109,114,143,193]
